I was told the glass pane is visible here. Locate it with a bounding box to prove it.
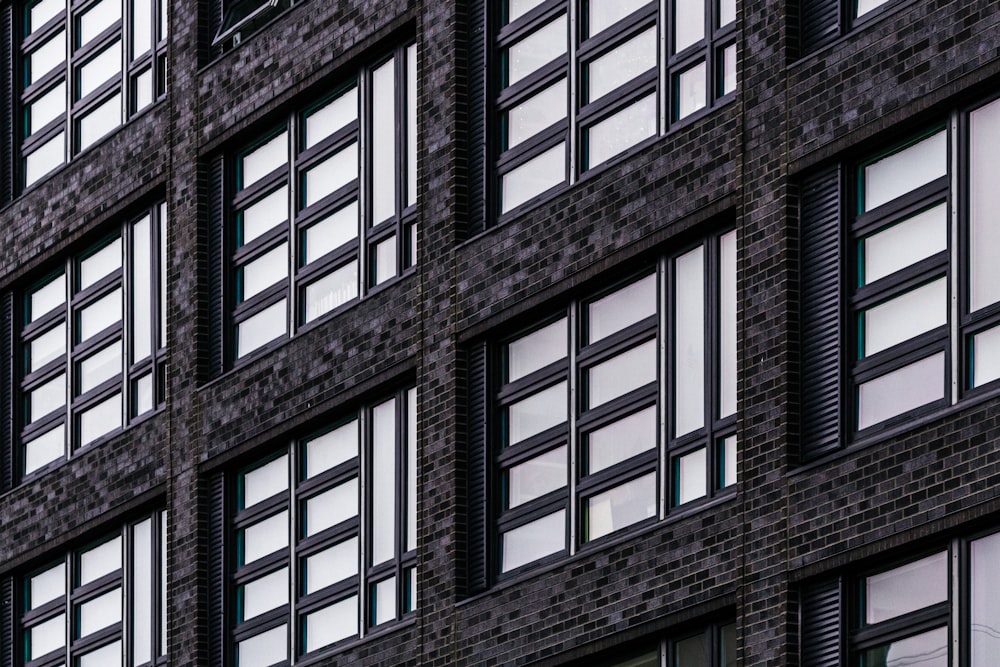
[864,131,947,212]
[28,322,66,372]
[78,0,121,46]
[506,0,545,24]
[305,87,357,149]
[304,420,358,478]
[133,67,153,111]
[587,0,650,37]
[79,392,122,446]
[131,0,152,59]
[587,274,656,343]
[406,566,417,612]
[505,15,567,87]
[28,31,66,85]
[78,40,122,99]
[134,373,153,416]
[372,57,396,224]
[858,353,944,429]
[863,204,947,285]
[719,0,735,26]
[856,0,890,18]
[78,587,122,637]
[241,454,287,509]
[676,633,708,667]
[304,478,358,537]
[303,597,356,652]
[79,238,122,290]
[674,245,705,436]
[586,472,656,540]
[372,576,397,625]
[29,0,63,34]
[24,425,65,474]
[159,204,167,348]
[371,399,396,565]
[407,44,417,208]
[25,132,65,186]
[722,43,736,95]
[29,373,65,422]
[720,230,737,417]
[506,78,566,150]
[969,98,1000,312]
[303,261,358,323]
[674,0,705,53]
[240,132,288,190]
[721,623,737,667]
[508,318,567,382]
[241,511,288,565]
[587,406,656,474]
[507,445,566,508]
[303,142,358,207]
[304,537,358,595]
[78,287,122,341]
[78,93,122,150]
[238,187,288,247]
[860,627,947,667]
[79,536,122,585]
[866,552,947,624]
[676,447,707,505]
[239,243,288,302]
[79,640,123,667]
[973,326,1000,388]
[587,28,656,102]
[407,386,417,552]
[586,94,656,167]
[720,435,738,487]
[612,651,660,667]
[302,202,357,264]
[78,340,121,394]
[240,568,288,621]
[372,235,397,285]
[29,563,65,610]
[863,279,946,356]
[501,142,566,213]
[28,82,66,136]
[131,214,152,361]
[587,339,657,407]
[30,273,66,322]
[501,510,565,572]
[131,518,152,666]
[236,299,286,357]
[237,625,287,667]
[507,381,567,446]
[28,613,65,659]
[972,531,1000,666]
[676,61,707,119]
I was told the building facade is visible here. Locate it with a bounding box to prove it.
[0,0,999,665]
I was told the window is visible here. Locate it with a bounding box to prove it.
[799,97,1000,457]
[591,621,737,667]
[800,526,1000,667]
[471,230,737,579]
[18,0,168,189]
[212,0,294,50]
[17,203,167,478]
[485,0,736,217]
[797,0,904,55]
[223,43,418,361]
[16,511,167,667]
[227,388,417,664]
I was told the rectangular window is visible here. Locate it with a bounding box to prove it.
[229,387,418,662]
[798,0,903,55]
[18,202,167,478]
[19,0,168,189]
[212,0,293,50]
[589,620,736,667]
[487,230,737,576]
[492,0,736,216]
[18,511,167,667]
[227,43,418,361]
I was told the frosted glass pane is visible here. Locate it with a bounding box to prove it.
[78,587,122,637]
[373,577,397,626]
[674,0,705,52]
[79,0,121,46]
[507,318,567,382]
[856,0,890,17]
[587,406,656,474]
[507,381,567,445]
[131,518,152,666]
[29,0,62,34]
[506,0,545,24]
[860,627,947,667]
[868,554,947,624]
[29,322,66,372]
[28,82,66,135]
[972,531,1000,666]
[30,273,65,321]
[305,87,357,149]
[371,399,396,565]
[864,131,946,211]
[373,235,397,285]
[303,142,358,207]
[80,536,122,584]
[303,598,356,652]
[587,273,656,343]
[675,246,705,436]
[241,132,287,190]
[236,299,286,357]
[28,31,65,85]
[858,353,944,429]
[676,61,707,119]
[241,511,288,565]
[240,568,288,621]
[24,425,65,474]
[131,0,152,58]
[586,94,656,167]
[501,510,565,572]
[304,478,358,536]
[506,15,567,87]
[80,238,122,290]
[588,29,656,102]
[506,79,566,149]
[28,614,65,659]
[79,287,122,341]
[973,326,1000,388]
[587,0,650,36]
[25,132,65,186]
[78,94,122,150]
[969,99,1000,311]
[303,202,357,264]
[588,339,657,407]
[507,445,566,508]
[239,243,287,302]
[863,204,946,284]
[676,448,707,505]
[305,420,358,478]
[721,435,737,487]
[720,230,737,417]
[372,58,396,224]
[501,142,566,213]
[719,0,735,26]
[79,392,122,445]
[863,279,946,356]
[29,373,65,422]
[304,537,358,594]
[78,40,122,99]
[239,187,288,246]
[79,640,122,667]
[242,454,287,509]
[78,340,121,394]
[29,563,65,609]
[303,261,358,323]
[586,472,656,540]
[131,214,152,361]
[237,625,287,667]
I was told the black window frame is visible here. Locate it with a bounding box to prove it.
[585,619,737,667]
[797,0,912,57]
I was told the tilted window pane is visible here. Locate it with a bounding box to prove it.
[862,279,946,356]
[506,0,545,24]
[303,261,358,323]
[676,633,708,667]
[719,0,736,26]
[720,229,737,417]
[507,318,567,382]
[236,298,286,357]
[78,93,122,150]
[674,245,705,436]
[303,597,356,652]
[30,273,66,322]
[302,202,357,264]
[24,425,64,475]
[371,399,397,565]
[29,0,63,34]
[303,142,358,207]
[79,238,122,290]
[865,552,947,624]
[587,29,656,102]
[860,626,947,667]
[78,287,123,341]
[241,511,289,565]
[132,518,153,666]
[857,353,944,429]
[587,339,657,407]
[238,187,288,247]
[972,531,1000,666]
[586,406,656,474]
[972,326,1000,388]
[240,567,288,621]
[77,587,122,637]
[27,31,66,86]
[29,373,66,422]
[674,0,706,52]
[28,613,66,659]
[304,478,358,537]
[676,447,707,505]
[585,471,656,540]
[77,40,122,99]
[78,340,122,394]
[28,322,66,372]
[237,624,287,667]
[676,61,707,119]
[79,536,122,585]
[29,563,65,610]
[78,0,121,46]
[28,82,67,136]
[25,132,66,187]
[864,131,947,212]
[501,142,566,213]
[507,445,566,508]
[371,57,396,224]
[304,421,358,478]
[239,243,288,302]
[969,98,1000,312]
[241,455,288,509]
[506,381,567,446]
[501,510,565,572]
[372,576,397,625]
[304,87,357,150]
[505,78,567,150]
[586,0,650,37]
[304,537,358,595]
[505,15,567,88]
[586,94,657,167]
[587,273,656,343]
[862,204,947,285]
[240,132,288,190]
[855,0,890,18]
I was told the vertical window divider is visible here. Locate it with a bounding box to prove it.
[567,0,578,187]
[706,236,720,494]
[394,54,405,279]
[394,395,405,620]
[567,300,578,556]
[63,261,73,459]
[287,439,298,662]
[358,69,370,299]
[949,111,960,405]
[658,257,668,519]
[122,219,133,428]
[659,0,668,135]
[358,406,369,639]
[63,3,72,165]
[64,550,72,667]
[120,0,129,121]
[950,536,960,665]
[287,120,298,338]
[124,515,135,666]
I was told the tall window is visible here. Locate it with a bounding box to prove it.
[19,203,167,478]
[479,230,736,576]
[492,0,736,216]
[18,511,167,667]
[19,0,168,189]
[229,388,417,665]
[226,43,418,361]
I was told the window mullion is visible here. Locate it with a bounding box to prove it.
[567,0,577,185]
[64,551,72,666]
[658,256,668,519]
[63,0,72,164]
[358,406,368,638]
[705,236,719,496]
[659,0,667,134]
[568,300,578,556]
[287,441,297,664]
[123,517,133,667]
[950,537,960,666]
[949,110,960,404]
[287,118,298,338]
[122,221,132,429]
[64,256,73,460]
[358,68,370,299]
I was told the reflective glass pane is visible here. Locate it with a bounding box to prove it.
[675,245,705,435]
[29,373,65,422]
[507,381,567,445]
[305,87,357,150]
[131,518,152,666]
[28,31,66,85]
[303,202,357,264]
[866,552,947,624]
[241,511,288,565]
[78,340,121,394]
[407,387,417,552]
[972,531,1000,666]
[303,261,358,323]
[676,61,707,119]
[406,566,417,612]
[969,98,1000,312]
[28,82,66,136]
[856,0,890,18]
[24,425,65,474]
[79,536,122,585]
[78,40,122,99]
[860,627,947,667]
[79,640,122,667]
[586,94,656,167]
[240,568,288,621]
[29,322,66,372]
[131,0,152,58]
[78,587,122,637]
[588,339,657,407]
[507,445,566,508]
[304,478,358,537]
[587,29,656,102]
[407,44,417,207]
[25,132,65,186]
[303,597,356,652]
[863,204,946,285]
[508,318,567,382]
[587,274,656,343]
[238,187,288,247]
[131,214,152,361]
[372,576,397,626]
[239,243,288,302]
[78,287,122,341]
[676,447,707,505]
[720,230,737,417]
[236,299,286,357]
[721,623,737,666]
[587,406,656,474]
[237,625,287,667]
[674,0,705,52]
[134,373,153,416]
[506,15,567,87]
[78,0,121,46]
[587,0,650,37]
[303,142,358,207]
[676,633,708,667]
[29,563,65,610]
[973,326,1000,388]
[721,435,737,487]
[586,472,656,540]
[241,455,287,509]
[372,235,397,285]
[79,238,122,290]
[28,613,65,659]
[501,142,565,213]
[858,353,944,429]
[864,131,947,212]
[612,651,660,667]
[78,93,122,150]
[304,420,358,478]
[506,0,545,24]
[722,43,736,95]
[371,399,396,565]
[304,537,358,595]
[501,510,565,572]
[372,57,396,224]
[79,392,122,445]
[133,67,153,111]
[29,0,62,34]
[863,279,946,356]
[719,0,735,26]
[506,79,566,150]
[30,273,65,322]
[240,132,287,190]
